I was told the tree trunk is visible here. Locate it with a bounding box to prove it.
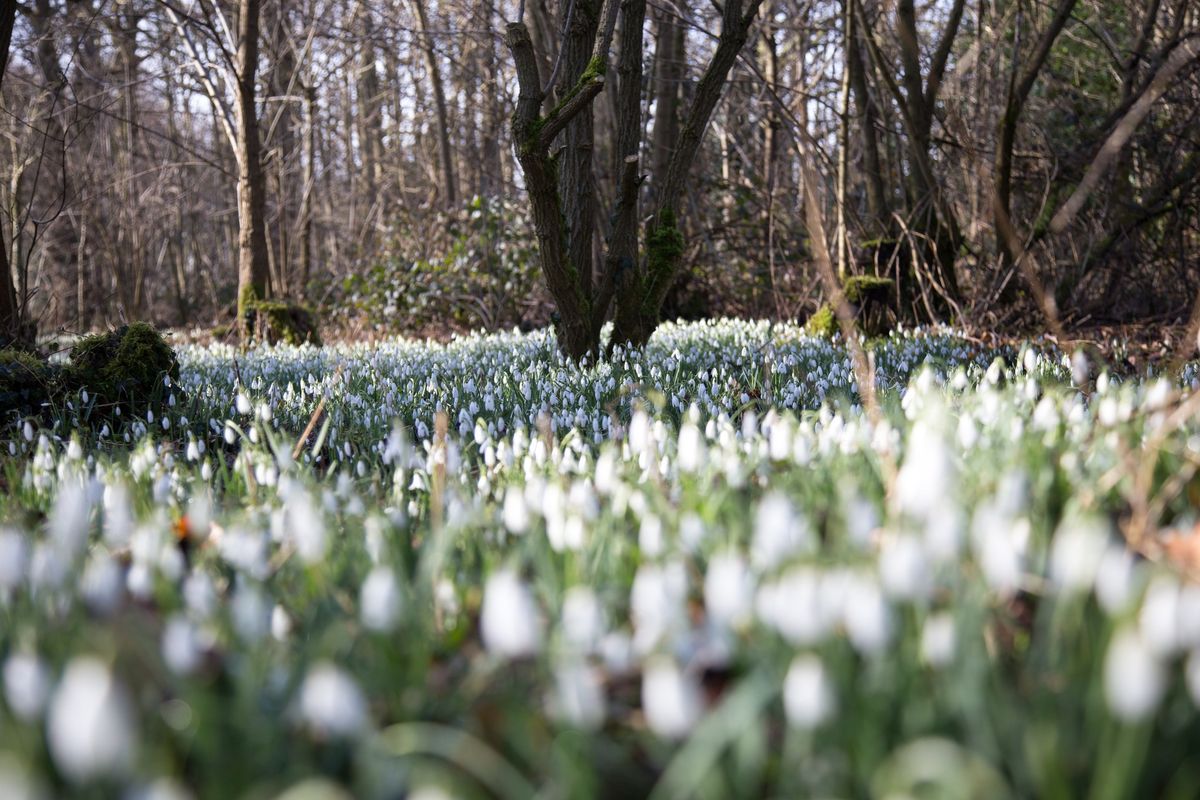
[848,4,886,234]
[235,0,271,335]
[0,0,25,345]
[993,0,1078,266]
[298,82,315,298]
[650,5,683,186]
[610,0,764,349]
[412,0,458,210]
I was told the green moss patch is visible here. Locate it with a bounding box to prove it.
[247,300,322,347]
[63,322,180,414]
[804,304,837,337]
[844,275,894,304]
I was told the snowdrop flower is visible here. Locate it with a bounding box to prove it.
[4,651,50,721]
[628,410,651,455]
[752,493,811,570]
[844,495,878,549]
[481,568,542,658]
[843,574,891,656]
[28,543,67,593]
[219,527,269,579]
[1139,576,1181,657]
[129,777,193,800]
[755,568,829,645]
[895,419,954,522]
[48,480,90,558]
[1050,515,1109,593]
[920,612,957,667]
[704,551,753,628]
[639,515,664,558]
[878,533,930,600]
[1177,584,1200,649]
[80,552,124,615]
[552,659,605,730]
[285,491,326,565]
[677,422,706,473]
[0,528,28,590]
[1187,650,1200,709]
[631,562,686,653]
[298,663,368,738]
[271,606,293,642]
[1095,546,1137,615]
[360,567,403,632]
[783,655,836,729]
[599,631,634,675]
[972,506,1024,596]
[502,487,529,534]
[47,658,137,782]
[235,392,251,415]
[561,586,604,652]
[162,615,203,676]
[641,657,701,739]
[183,572,218,620]
[1104,628,1164,723]
[1071,350,1089,387]
[434,578,460,621]
[231,583,271,643]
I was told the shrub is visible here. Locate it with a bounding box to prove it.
[341,196,548,335]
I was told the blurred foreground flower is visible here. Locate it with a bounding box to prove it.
[47,658,137,782]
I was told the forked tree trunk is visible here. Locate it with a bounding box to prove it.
[506,0,763,360]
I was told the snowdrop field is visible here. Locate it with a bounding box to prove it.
[2,319,1200,798]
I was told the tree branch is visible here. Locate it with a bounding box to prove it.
[1050,34,1200,234]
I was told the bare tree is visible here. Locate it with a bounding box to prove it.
[507,0,764,360]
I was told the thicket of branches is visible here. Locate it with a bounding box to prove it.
[0,0,1197,344]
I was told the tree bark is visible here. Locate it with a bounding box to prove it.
[412,0,458,210]
[235,0,272,335]
[993,0,1078,266]
[614,0,764,347]
[0,0,25,345]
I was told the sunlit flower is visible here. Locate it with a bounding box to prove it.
[920,612,957,667]
[704,551,753,628]
[783,654,836,729]
[641,657,701,739]
[298,663,368,737]
[360,567,403,632]
[552,658,605,730]
[47,658,137,782]
[481,568,542,658]
[1104,628,1164,723]
[561,586,604,652]
[4,651,50,721]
